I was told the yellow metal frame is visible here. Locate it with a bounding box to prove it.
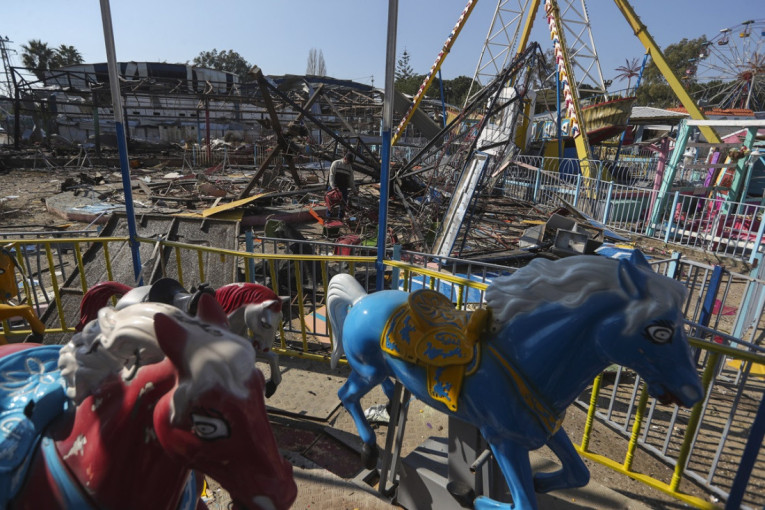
[391,0,478,146]
[543,0,595,178]
[611,0,721,144]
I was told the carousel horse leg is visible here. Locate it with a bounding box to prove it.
[474,437,537,510]
[338,370,385,469]
[263,351,281,398]
[381,377,396,401]
[533,428,589,493]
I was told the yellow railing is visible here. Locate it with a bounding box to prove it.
[2,235,762,508]
[576,338,765,509]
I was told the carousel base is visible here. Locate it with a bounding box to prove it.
[396,418,511,509]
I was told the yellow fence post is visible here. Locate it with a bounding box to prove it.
[580,373,603,452]
[74,242,88,294]
[624,383,650,471]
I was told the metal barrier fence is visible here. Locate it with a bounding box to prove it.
[1,234,764,508]
[502,162,765,263]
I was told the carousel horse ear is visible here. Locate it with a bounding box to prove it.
[195,293,229,328]
[148,278,189,306]
[629,250,652,269]
[154,312,189,372]
[618,257,648,300]
[264,299,281,312]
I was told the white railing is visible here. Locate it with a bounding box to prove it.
[502,161,765,262]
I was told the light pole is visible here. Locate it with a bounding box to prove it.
[99,0,142,283]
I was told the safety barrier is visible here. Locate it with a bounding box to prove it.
[502,163,765,263]
[0,234,764,508]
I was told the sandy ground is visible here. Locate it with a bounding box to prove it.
[0,168,75,229]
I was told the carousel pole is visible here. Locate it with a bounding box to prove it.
[99,0,142,283]
[375,0,398,291]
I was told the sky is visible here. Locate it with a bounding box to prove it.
[1,0,761,89]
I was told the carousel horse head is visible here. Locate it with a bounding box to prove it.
[214,282,283,353]
[5,294,296,510]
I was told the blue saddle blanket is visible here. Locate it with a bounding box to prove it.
[0,345,68,506]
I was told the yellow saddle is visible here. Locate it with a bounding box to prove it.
[381,289,490,411]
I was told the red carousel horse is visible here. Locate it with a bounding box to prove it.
[76,279,284,395]
[0,294,296,510]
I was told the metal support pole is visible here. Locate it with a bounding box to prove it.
[205,98,211,162]
[376,0,398,291]
[438,70,447,129]
[574,173,581,207]
[663,191,680,244]
[556,70,562,160]
[726,389,765,509]
[602,181,614,223]
[99,0,142,284]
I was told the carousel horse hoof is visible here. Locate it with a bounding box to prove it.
[361,442,379,470]
[446,480,475,508]
[473,495,512,509]
[265,380,277,398]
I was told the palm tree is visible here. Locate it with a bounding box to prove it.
[52,45,84,68]
[21,39,55,81]
[614,58,641,92]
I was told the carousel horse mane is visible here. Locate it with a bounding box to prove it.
[215,282,282,313]
[75,281,133,331]
[486,254,687,335]
[77,280,281,331]
[59,296,249,409]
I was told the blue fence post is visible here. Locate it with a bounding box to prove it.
[749,208,765,265]
[574,173,582,208]
[725,391,765,510]
[245,229,256,282]
[699,265,724,331]
[533,166,541,203]
[666,251,682,279]
[663,191,681,244]
[391,244,402,290]
[602,181,614,224]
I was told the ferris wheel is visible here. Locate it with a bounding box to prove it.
[691,19,765,111]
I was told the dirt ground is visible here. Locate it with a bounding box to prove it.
[0,168,76,229]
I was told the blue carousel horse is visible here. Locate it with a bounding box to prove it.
[327,251,703,510]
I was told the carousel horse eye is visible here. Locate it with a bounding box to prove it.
[260,318,272,329]
[644,323,674,344]
[191,414,230,440]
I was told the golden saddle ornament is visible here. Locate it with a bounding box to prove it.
[381,289,490,411]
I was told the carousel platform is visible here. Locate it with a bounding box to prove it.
[204,356,655,510]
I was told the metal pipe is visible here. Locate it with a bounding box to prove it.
[99,0,143,284]
[376,0,398,291]
[470,448,493,473]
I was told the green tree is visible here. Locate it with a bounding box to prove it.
[395,74,426,97]
[193,49,252,81]
[51,44,83,68]
[614,57,641,91]
[395,50,414,81]
[442,76,481,106]
[636,36,707,108]
[21,39,54,81]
